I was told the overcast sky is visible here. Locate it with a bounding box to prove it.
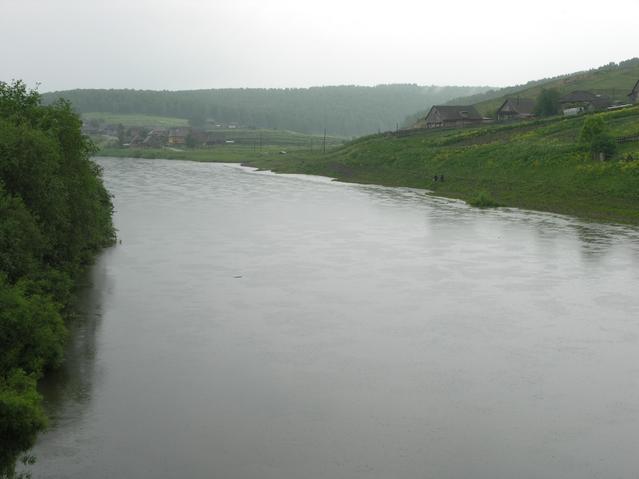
[2,0,638,92]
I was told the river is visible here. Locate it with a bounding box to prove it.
[29,157,639,478]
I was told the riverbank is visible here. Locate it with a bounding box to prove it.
[100,106,639,225]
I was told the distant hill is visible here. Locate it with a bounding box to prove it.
[42,85,492,138]
[404,58,639,125]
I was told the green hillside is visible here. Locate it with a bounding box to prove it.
[238,107,639,224]
[469,58,639,115]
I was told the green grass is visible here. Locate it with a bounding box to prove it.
[98,106,639,225]
[198,128,345,147]
[82,112,189,127]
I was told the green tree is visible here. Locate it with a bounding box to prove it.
[534,89,561,117]
[0,370,46,478]
[579,115,617,159]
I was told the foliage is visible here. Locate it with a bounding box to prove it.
[0,371,46,478]
[468,191,501,208]
[579,116,617,158]
[534,89,561,117]
[0,80,115,474]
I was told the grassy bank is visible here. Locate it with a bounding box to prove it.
[100,106,639,225]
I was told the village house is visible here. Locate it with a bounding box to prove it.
[188,129,208,146]
[629,80,639,104]
[419,105,483,129]
[168,127,191,145]
[496,98,536,121]
[559,91,611,115]
[142,129,168,148]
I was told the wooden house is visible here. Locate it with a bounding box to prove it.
[629,80,639,104]
[559,91,610,114]
[142,129,168,148]
[496,98,536,121]
[419,105,483,129]
[168,127,191,145]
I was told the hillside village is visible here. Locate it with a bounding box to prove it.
[81,120,244,149]
[414,79,639,129]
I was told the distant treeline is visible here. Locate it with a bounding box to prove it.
[41,85,492,137]
[0,81,115,476]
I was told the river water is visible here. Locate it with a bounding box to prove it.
[30,157,639,478]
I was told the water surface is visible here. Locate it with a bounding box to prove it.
[31,158,639,478]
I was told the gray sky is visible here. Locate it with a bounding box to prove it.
[2,0,638,92]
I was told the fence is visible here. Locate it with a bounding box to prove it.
[616,135,639,144]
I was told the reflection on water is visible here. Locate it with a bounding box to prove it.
[30,158,639,479]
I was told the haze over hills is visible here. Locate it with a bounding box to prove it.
[41,85,492,138]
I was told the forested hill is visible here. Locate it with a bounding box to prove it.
[41,85,491,137]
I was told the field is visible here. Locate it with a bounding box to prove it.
[82,112,190,127]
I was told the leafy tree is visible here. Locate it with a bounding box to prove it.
[0,370,46,478]
[0,185,44,282]
[579,116,617,158]
[534,89,561,117]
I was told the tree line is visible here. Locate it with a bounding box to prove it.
[0,81,115,477]
[41,85,491,137]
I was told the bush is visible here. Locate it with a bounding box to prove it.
[579,116,617,158]
[0,370,46,478]
[534,89,561,117]
[468,191,501,208]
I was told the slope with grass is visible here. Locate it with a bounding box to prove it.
[404,58,639,125]
[469,59,639,116]
[241,106,639,224]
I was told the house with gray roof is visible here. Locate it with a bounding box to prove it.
[496,98,536,121]
[418,105,483,129]
[559,91,611,114]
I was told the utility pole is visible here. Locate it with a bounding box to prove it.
[323,128,327,153]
